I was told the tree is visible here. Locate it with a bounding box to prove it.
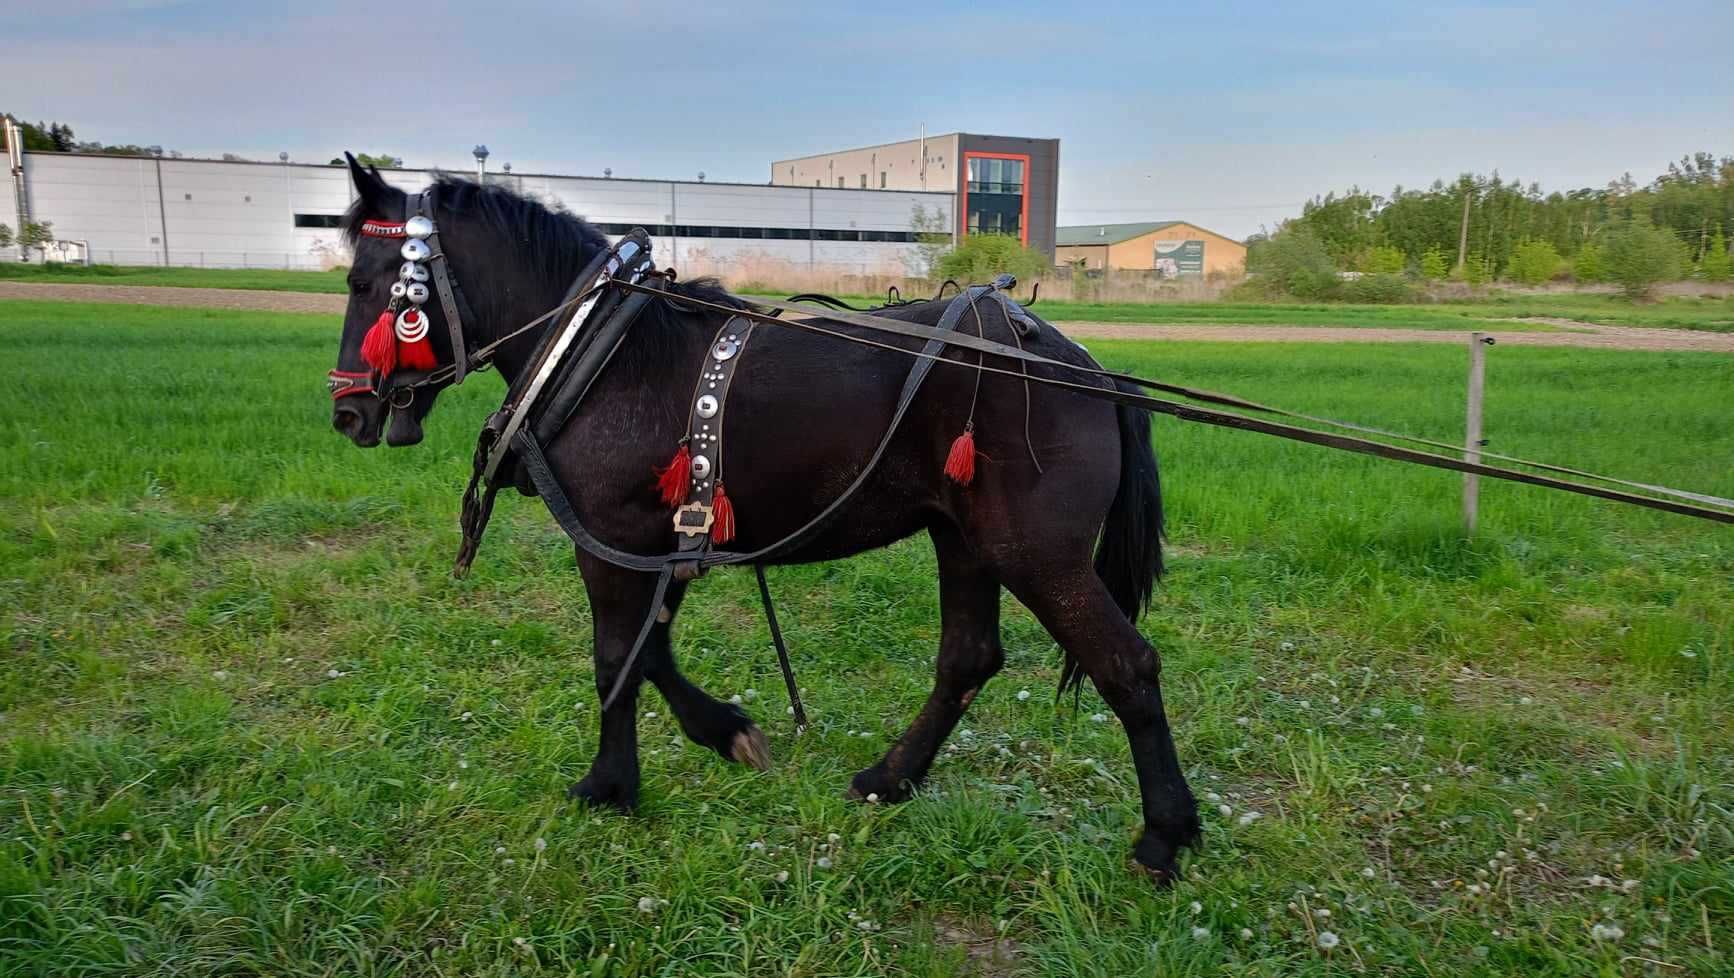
[1602,220,1684,299]
[932,233,1048,283]
[907,203,953,277]
[0,222,12,249]
[1507,239,1562,285]
[1245,226,1339,299]
[1360,245,1406,274]
[331,152,403,168]
[16,220,53,261]
[1419,246,1451,281]
[1698,229,1731,281]
[1572,242,1607,283]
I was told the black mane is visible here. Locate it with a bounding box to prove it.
[342,173,743,341]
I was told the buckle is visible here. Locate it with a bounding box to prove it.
[673,501,714,537]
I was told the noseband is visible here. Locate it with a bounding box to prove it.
[327,189,472,403]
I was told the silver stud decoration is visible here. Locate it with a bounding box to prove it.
[695,394,719,418]
[400,238,432,262]
[395,308,429,343]
[404,215,435,239]
[690,454,712,479]
[399,261,429,283]
[405,282,430,305]
[390,280,408,299]
[712,338,739,361]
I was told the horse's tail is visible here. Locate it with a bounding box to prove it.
[1062,388,1164,697]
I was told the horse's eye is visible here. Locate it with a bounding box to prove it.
[349,279,372,297]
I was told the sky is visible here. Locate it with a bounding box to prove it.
[4,0,1730,240]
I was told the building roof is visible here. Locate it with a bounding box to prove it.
[1055,221,1184,246]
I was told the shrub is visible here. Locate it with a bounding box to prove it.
[1572,243,1607,283]
[1342,272,1413,304]
[1453,254,1492,285]
[1507,239,1562,285]
[1698,230,1731,282]
[1246,227,1339,299]
[1603,220,1684,299]
[1360,246,1406,275]
[932,233,1049,283]
[1419,246,1451,281]
[0,222,12,249]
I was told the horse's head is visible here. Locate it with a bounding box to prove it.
[329,154,456,448]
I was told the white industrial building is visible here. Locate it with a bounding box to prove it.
[3,146,954,276]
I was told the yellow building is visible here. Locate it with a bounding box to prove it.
[1055,221,1246,278]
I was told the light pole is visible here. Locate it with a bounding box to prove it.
[473,144,489,183]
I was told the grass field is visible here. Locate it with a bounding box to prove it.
[2,300,1731,976]
[0,262,349,294]
[7,261,1734,331]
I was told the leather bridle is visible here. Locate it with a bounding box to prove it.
[327,189,477,405]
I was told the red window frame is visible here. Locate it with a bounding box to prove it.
[960,151,1031,247]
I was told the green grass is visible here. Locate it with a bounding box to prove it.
[3,300,1731,976]
[0,262,348,293]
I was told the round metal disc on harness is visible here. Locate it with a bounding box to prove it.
[690,454,712,479]
[712,337,739,361]
[400,239,431,262]
[404,215,435,239]
[695,394,719,418]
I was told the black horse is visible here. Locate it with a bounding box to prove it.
[328,159,1201,882]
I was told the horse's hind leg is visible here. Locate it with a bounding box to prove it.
[1004,563,1200,885]
[641,584,769,769]
[850,526,1002,803]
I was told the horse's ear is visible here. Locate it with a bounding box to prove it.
[345,151,398,215]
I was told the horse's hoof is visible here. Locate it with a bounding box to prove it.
[846,766,913,804]
[1132,831,1184,887]
[567,772,638,813]
[729,726,771,771]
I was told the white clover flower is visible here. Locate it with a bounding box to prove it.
[120,831,132,841]
[327,669,342,678]
[1361,866,1376,878]
[447,781,459,791]
[866,793,879,803]
[744,688,758,700]
[1280,641,1296,652]
[1239,928,1254,939]
[1189,901,1203,915]
[816,856,833,869]
[1234,717,1250,726]
[747,841,765,851]
[460,711,473,721]
[774,870,789,883]
[1205,792,1221,803]
[1218,804,1233,817]
[637,896,657,913]
[1090,713,1107,723]
[1591,922,1624,942]
[1314,908,1330,919]
[827,833,841,844]
[1191,926,1210,940]
[1316,931,1340,950]
[1238,811,1263,826]
[1367,707,1383,718]
[534,837,547,852]
[644,711,658,719]
[1017,689,1031,701]
[730,694,743,705]
[212,670,228,680]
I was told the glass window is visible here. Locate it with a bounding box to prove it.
[879,171,886,188]
[860,174,867,188]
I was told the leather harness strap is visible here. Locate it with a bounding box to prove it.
[673,316,755,556]
[412,190,471,386]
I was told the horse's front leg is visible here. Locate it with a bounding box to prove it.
[567,558,664,811]
[640,582,770,770]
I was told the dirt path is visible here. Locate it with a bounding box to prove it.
[6,281,1732,352]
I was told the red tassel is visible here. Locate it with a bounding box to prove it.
[360,310,397,375]
[397,332,437,371]
[944,425,977,486]
[711,482,736,544]
[654,442,692,507]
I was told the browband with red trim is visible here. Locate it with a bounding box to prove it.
[360,220,407,238]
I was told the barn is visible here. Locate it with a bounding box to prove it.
[1055,221,1246,278]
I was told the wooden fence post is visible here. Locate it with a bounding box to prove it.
[1463,333,1494,533]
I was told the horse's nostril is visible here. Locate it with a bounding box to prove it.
[332,405,363,434]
